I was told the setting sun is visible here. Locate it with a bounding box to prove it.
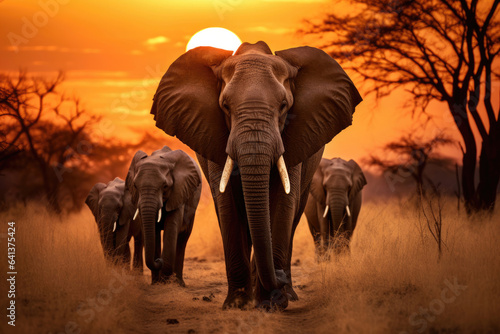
[1,1,499,333]
[186,27,242,52]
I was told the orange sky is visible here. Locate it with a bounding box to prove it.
[1,0,465,165]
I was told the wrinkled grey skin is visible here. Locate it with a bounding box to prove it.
[86,177,143,269]
[150,42,362,310]
[305,158,367,257]
[125,146,202,286]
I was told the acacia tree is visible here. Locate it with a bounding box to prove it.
[365,133,455,197]
[0,71,100,212]
[303,0,500,214]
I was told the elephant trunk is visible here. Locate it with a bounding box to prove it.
[237,142,278,293]
[99,209,116,258]
[328,189,349,238]
[139,191,163,271]
[114,223,129,264]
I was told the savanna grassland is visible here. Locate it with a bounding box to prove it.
[1,197,499,334]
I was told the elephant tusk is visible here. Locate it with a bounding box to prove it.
[133,208,139,221]
[157,209,162,223]
[346,205,351,217]
[323,205,329,218]
[219,155,234,193]
[277,156,290,195]
[113,221,117,233]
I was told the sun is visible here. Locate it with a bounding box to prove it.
[186,27,242,53]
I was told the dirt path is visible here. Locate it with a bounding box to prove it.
[130,258,319,334]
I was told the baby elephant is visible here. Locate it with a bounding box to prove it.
[86,177,143,270]
[125,146,202,286]
[305,158,367,257]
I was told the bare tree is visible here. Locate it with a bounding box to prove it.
[1,71,202,213]
[420,187,446,260]
[0,71,100,212]
[303,0,500,214]
[365,133,455,197]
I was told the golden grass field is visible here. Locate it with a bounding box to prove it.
[1,196,499,334]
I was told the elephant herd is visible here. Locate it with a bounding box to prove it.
[86,41,366,311]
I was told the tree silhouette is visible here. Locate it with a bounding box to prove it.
[303,0,500,214]
[365,133,455,198]
[0,71,101,211]
[0,71,194,212]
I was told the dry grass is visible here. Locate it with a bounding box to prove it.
[309,199,500,333]
[0,197,498,333]
[0,203,146,334]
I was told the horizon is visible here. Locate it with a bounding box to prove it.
[1,0,470,165]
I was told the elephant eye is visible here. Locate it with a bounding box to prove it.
[280,100,287,113]
[222,100,230,113]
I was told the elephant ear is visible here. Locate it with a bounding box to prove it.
[310,159,329,205]
[150,47,233,166]
[120,187,135,227]
[163,150,201,211]
[85,183,106,220]
[275,47,362,167]
[152,145,172,156]
[125,150,148,202]
[347,160,367,202]
[111,178,129,227]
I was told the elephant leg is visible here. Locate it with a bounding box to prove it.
[206,160,253,310]
[284,221,299,301]
[174,230,190,287]
[284,184,311,302]
[132,233,143,272]
[350,191,362,236]
[316,202,330,260]
[220,201,253,309]
[159,208,182,283]
[151,226,162,284]
[254,166,300,305]
[304,194,322,260]
[123,239,131,269]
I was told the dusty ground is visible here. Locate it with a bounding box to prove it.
[1,198,499,333]
[130,258,318,334]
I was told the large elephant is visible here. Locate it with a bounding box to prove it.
[150,42,361,310]
[125,146,202,286]
[304,158,367,257]
[85,177,143,270]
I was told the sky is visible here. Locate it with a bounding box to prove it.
[0,0,465,166]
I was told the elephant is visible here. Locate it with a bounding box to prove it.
[304,158,367,258]
[85,177,143,270]
[149,41,362,310]
[125,146,202,286]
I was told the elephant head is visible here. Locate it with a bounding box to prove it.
[125,146,201,273]
[310,158,367,239]
[85,177,135,262]
[150,42,361,293]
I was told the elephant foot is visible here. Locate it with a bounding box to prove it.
[176,276,186,287]
[153,273,185,286]
[130,266,143,275]
[283,284,299,301]
[256,289,288,312]
[222,289,252,310]
[275,269,289,288]
[151,270,160,284]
